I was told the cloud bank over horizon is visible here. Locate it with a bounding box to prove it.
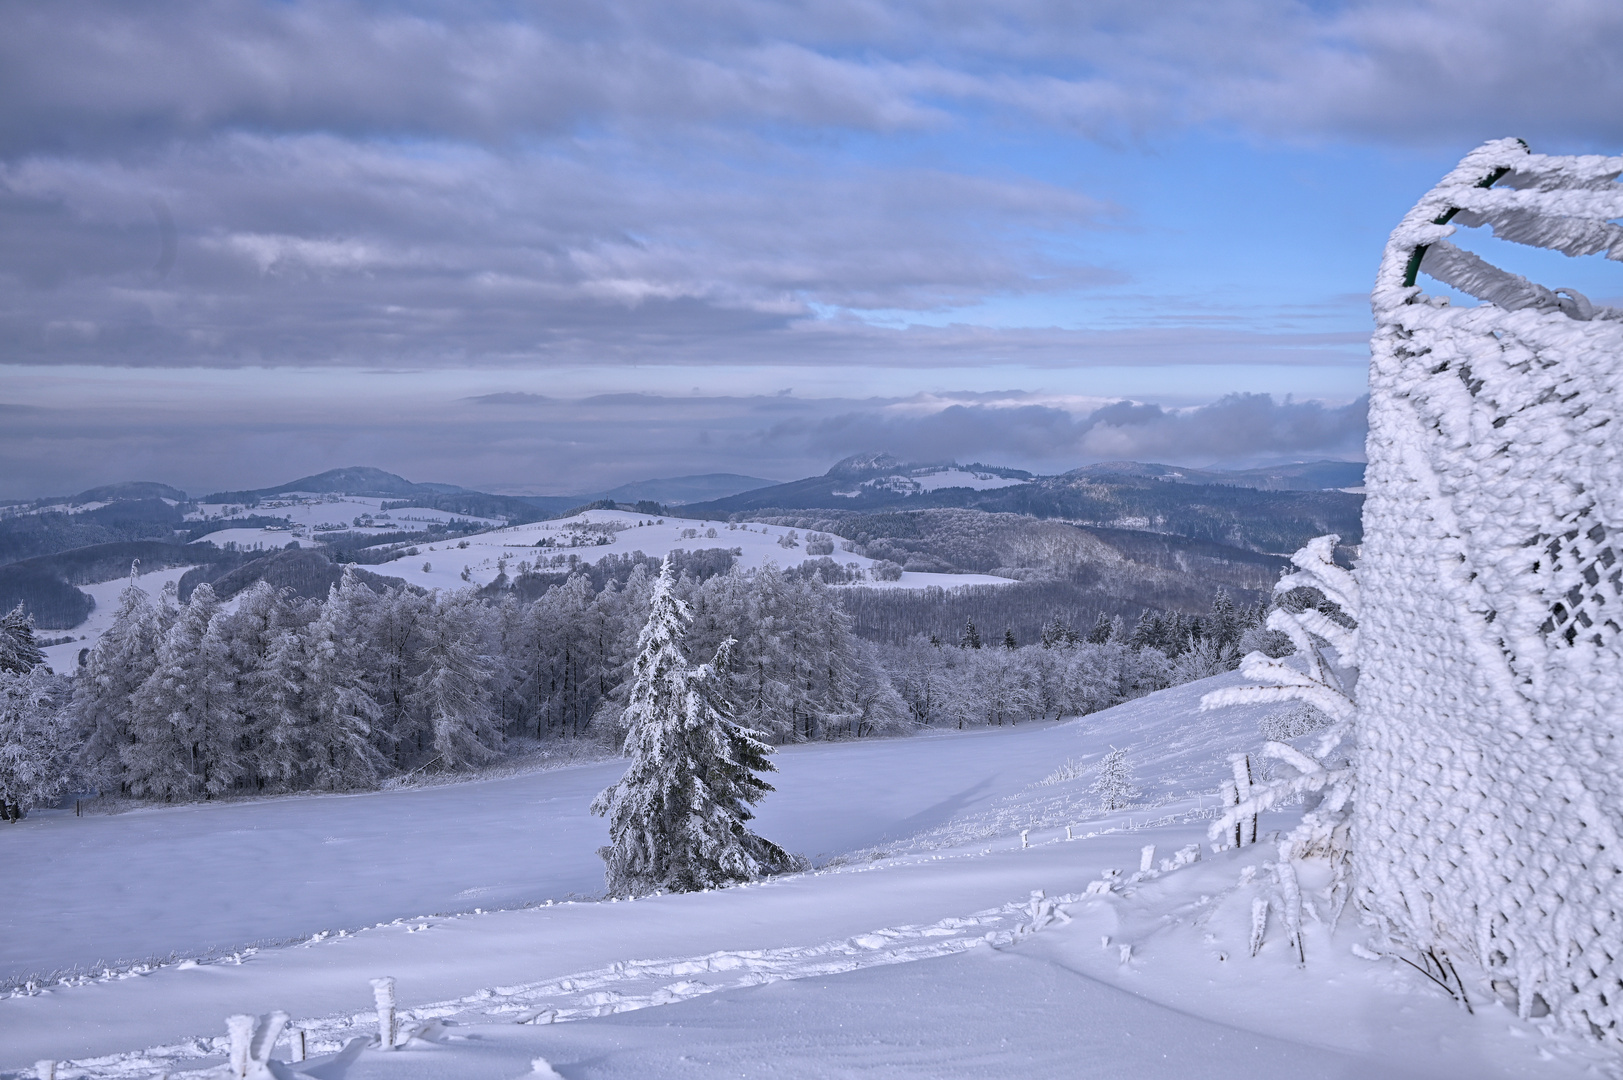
[0,384,1367,500]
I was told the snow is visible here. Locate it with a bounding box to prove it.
[2,671,1607,1078]
[833,468,1030,498]
[362,510,1014,593]
[189,495,501,549]
[37,566,193,675]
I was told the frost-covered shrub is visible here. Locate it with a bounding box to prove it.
[869,560,903,582]
[1036,757,1087,787]
[1259,702,1329,743]
[1237,624,1293,659]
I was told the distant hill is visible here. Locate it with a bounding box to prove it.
[683,454,1364,553]
[203,466,466,503]
[69,481,190,504]
[1068,460,1365,492]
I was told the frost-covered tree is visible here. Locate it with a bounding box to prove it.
[409,591,500,770]
[0,667,75,819]
[592,559,794,895]
[1091,746,1139,811]
[297,590,387,790]
[75,575,163,792]
[959,619,982,650]
[124,584,243,799]
[0,604,45,675]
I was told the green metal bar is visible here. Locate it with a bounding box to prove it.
[1402,166,1513,288]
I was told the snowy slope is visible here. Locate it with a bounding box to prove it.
[362,510,1015,593]
[0,673,1604,1078]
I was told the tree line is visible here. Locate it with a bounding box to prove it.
[0,556,1276,815]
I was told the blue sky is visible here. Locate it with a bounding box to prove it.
[3,0,1622,496]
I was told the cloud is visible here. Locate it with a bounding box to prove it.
[788,392,1368,469]
[2,0,1619,374]
[0,382,1364,500]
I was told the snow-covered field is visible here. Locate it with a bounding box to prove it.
[2,673,1607,1079]
[363,510,1015,593]
[189,495,503,550]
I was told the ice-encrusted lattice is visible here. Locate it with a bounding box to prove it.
[1362,138,1623,1032]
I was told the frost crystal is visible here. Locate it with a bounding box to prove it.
[1363,138,1623,1032]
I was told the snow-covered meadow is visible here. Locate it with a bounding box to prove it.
[1,673,1605,1079]
[189,495,503,551]
[359,510,1015,594]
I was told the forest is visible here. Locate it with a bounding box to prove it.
[0,552,1281,816]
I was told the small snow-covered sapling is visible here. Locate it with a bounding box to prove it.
[1139,845,1155,873]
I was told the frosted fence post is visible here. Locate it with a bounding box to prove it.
[227,1015,255,1078]
[1065,825,1073,841]
[371,977,397,1050]
[1020,829,1029,849]
[1139,845,1155,873]
[1219,779,1240,847]
[1228,755,1258,846]
[290,1029,306,1062]
[35,1062,54,1080]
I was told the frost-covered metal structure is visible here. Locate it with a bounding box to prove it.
[1362,138,1623,1029]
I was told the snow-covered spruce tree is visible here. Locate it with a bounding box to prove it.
[0,604,45,675]
[409,591,501,771]
[123,583,243,800]
[1090,746,1139,811]
[0,666,75,820]
[296,583,387,790]
[591,558,794,896]
[75,572,163,792]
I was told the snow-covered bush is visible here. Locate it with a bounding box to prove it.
[1258,702,1329,743]
[869,560,903,581]
[592,558,796,895]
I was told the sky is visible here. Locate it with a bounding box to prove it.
[4,0,1623,498]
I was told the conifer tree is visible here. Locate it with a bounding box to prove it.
[592,559,794,896]
[299,591,387,789]
[1002,628,1018,650]
[409,592,500,770]
[74,572,162,792]
[124,583,241,799]
[0,604,45,675]
[0,667,74,819]
[1086,612,1114,645]
[959,619,982,650]
[1091,746,1139,810]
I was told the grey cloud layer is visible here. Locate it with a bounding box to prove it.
[5,1,1622,151]
[0,390,1366,499]
[2,0,1619,370]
